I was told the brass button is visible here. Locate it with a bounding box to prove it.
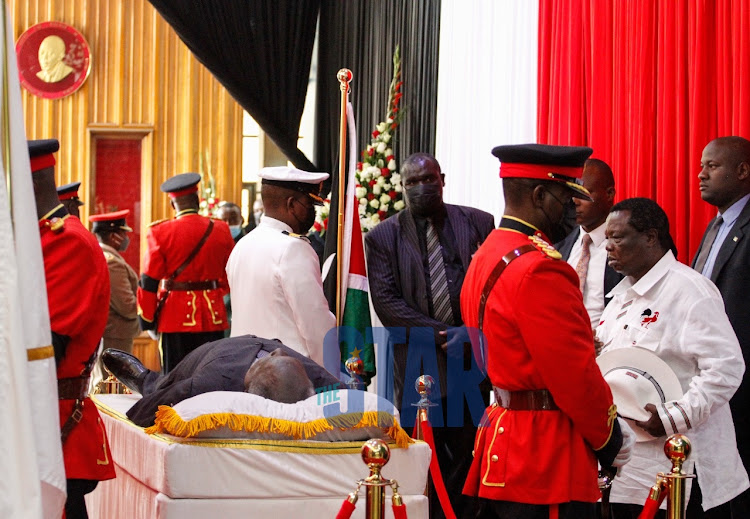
[471,450,475,457]
[499,427,505,434]
[187,302,191,306]
[491,455,499,462]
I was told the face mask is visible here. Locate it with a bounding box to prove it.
[405,184,443,217]
[293,199,316,234]
[119,235,130,252]
[229,225,242,239]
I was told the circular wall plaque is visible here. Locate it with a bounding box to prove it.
[16,21,91,100]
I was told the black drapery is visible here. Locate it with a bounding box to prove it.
[147,0,320,171]
[316,1,442,313]
[315,0,441,185]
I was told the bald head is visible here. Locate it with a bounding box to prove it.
[244,349,315,403]
[699,136,750,212]
[574,158,615,232]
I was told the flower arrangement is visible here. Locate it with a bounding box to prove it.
[354,46,405,232]
[198,151,221,216]
[313,195,331,236]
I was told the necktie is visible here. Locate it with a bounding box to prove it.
[694,215,724,273]
[575,233,593,294]
[426,219,455,324]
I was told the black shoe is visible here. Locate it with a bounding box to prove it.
[101,349,148,394]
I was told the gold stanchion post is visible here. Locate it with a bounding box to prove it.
[663,434,693,519]
[411,375,436,440]
[361,438,390,519]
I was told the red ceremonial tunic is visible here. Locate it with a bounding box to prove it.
[40,212,115,481]
[460,220,615,504]
[137,211,234,333]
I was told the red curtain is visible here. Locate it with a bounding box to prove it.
[538,0,750,263]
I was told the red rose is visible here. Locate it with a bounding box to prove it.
[392,107,399,114]
[386,155,395,162]
[313,222,322,232]
[372,130,380,138]
[369,179,377,187]
[368,148,375,157]
[323,217,328,229]
[381,167,389,176]
[378,210,386,219]
[367,193,375,200]
[389,191,397,199]
[357,162,363,170]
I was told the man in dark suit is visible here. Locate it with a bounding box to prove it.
[556,158,622,329]
[693,136,750,514]
[365,152,494,519]
[101,335,343,427]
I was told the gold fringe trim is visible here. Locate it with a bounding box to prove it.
[145,408,413,448]
[27,345,54,361]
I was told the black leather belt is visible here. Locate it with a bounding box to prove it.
[494,388,559,411]
[160,279,219,291]
[58,376,89,400]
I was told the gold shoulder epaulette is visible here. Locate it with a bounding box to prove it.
[103,251,116,262]
[282,230,311,243]
[148,218,168,228]
[528,234,562,260]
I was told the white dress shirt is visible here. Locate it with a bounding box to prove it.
[226,217,337,373]
[597,251,748,510]
[566,223,607,328]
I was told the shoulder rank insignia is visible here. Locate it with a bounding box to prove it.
[528,234,562,260]
[148,218,168,228]
[282,230,311,243]
[39,217,65,234]
[103,251,116,262]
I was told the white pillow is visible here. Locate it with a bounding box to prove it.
[145,389,412,447]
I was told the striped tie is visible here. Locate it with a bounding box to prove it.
[426,219,455,324]
[575,233,593,294]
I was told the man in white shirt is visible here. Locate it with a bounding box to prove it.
[597,197,748,518]
[226,166,338,374]
[556,159,622,329]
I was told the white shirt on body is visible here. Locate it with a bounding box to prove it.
[597,251,748,510]
[226,216,337,374]
[566,222,607,328]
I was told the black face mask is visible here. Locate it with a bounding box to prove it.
[295,200,316,234]
[406,184,443,217]
[540,189,573,242]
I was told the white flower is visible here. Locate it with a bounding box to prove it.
[369,199,380,209]
[377,176,386,186]
[382,132,391,143]
[358,204,366,215]
[373,185,382,195]
[388,159,396,171]
[372,168,381,178]
[387,117,393,123]
[383,183,391,191]
[379,194,391,205]
[380,203,389,212]
[391,173,401,184]
[376,122,386,133]
[394,200,405,211]
[377,142,386,154]
[395,184,403,193]
[385,148,393,156]
[360,170,371,181]
[376,159,384,168]
[355,187,368,199]
[370,213,381,224]
[359,198,368,206]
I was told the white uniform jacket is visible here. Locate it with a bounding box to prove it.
[226,217,337,372]
[597,251,748,510]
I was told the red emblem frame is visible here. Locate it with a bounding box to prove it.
[16,21,91,100]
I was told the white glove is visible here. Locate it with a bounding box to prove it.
[147,330,160,341]
[612,417,636,467]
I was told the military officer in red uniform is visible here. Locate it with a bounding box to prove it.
[29,139,115,519]
[137,172,235,373]
[460,144,634,519]
[56,180,84,218]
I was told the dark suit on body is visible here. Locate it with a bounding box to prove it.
[692,200,750,468]
[365,203,494,519]
[556,226,623,308]
[127,335,343,427]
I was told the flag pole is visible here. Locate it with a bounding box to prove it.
[1,0,12,223]
[336,68,352,327]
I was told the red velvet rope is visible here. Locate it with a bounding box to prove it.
[335,499,355,519]
[413,417,457,519]
[637,486,667,519]
[392,502,408,519]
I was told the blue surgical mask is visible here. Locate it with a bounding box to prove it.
[229,225,242,239]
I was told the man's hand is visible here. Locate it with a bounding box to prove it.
[612,417,635,467]
[593,334,604,356]
[438,327,472,360]
[635,403,666,438]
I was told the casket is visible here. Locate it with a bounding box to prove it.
[86,394,431,518]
